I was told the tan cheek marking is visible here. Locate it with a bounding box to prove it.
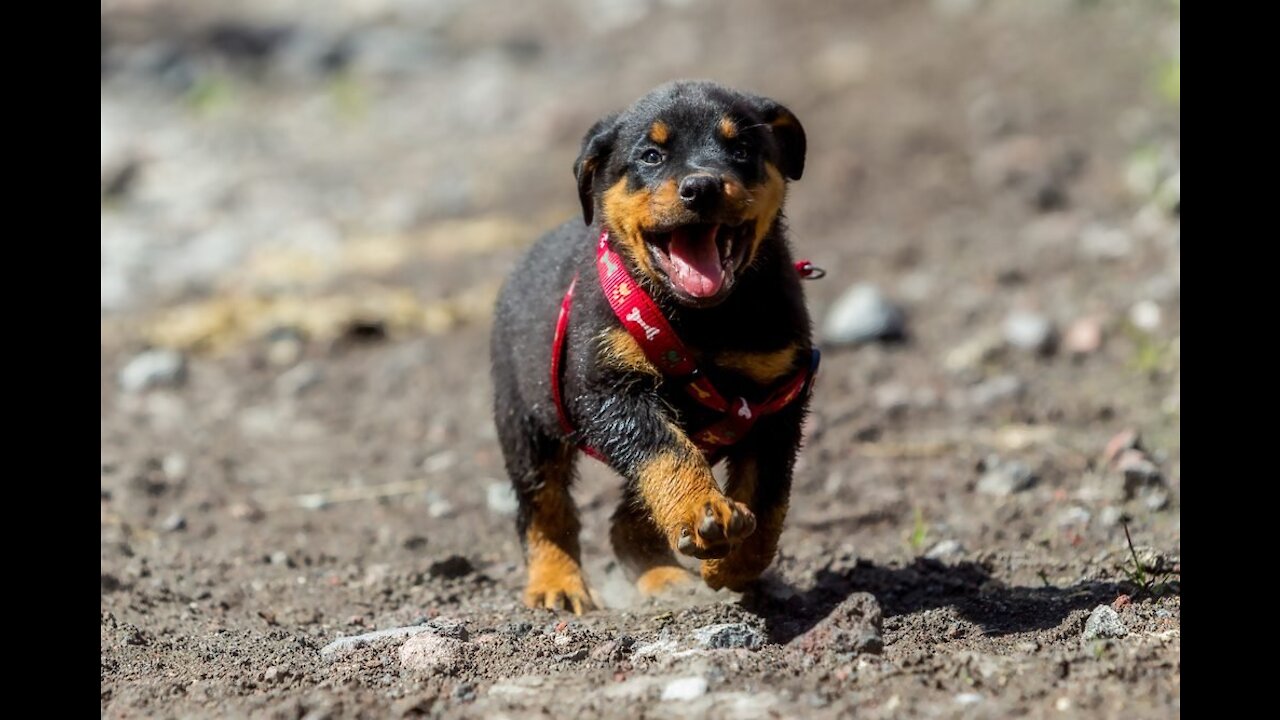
[715,344,800,385]
[649,121,670,144]
[723,178,746,203]
[719,116,738,139]
[602,178,658,280]
[743,163,786,266]
[599,328,659,376]
[603,177,686,285]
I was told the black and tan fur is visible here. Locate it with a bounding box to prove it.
[490,81,812,613]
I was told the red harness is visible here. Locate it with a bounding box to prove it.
[551,229,821,461]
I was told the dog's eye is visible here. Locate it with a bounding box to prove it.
[641,149,663,165]
[732,146,751,163]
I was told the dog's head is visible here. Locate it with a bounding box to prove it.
[574,81,806,308]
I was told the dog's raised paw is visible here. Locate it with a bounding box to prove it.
[674,496,756,560]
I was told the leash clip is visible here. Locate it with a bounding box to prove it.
[795,260,826,280]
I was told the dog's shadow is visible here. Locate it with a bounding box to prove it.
[739,557,1168,644]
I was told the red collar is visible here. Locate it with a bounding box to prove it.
[552,229,819,460]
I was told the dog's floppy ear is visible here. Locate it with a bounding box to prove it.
[747,96,806,181]
[573,112,621,225]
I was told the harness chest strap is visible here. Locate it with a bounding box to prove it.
[551,229,820,458]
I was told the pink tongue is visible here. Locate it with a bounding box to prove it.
[667,225,724,297]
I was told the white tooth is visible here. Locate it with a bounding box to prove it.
[723,236,733,260]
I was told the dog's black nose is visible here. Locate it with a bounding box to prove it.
[678,174,721,209]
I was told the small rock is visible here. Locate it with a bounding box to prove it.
[269,551,292,567]
[1103,429,1141,466]
[1135,548,1178,575]
[500,622,533,637]
[399,633,464,674]
[276,362,323,397]
[266,332,304,368]
[403,535,428,551]
[1056,506,1091,527]
[632,637,679,658]
[967,374,1025,407]
[1063,317,1103,355]
[977,456,1036,496]
[1129,300,1161,331]
[486,483,519,516]
[425,617,469,641]
[1097,506,1125,528]
[1144,487,1171,511]
[428,555,474,579]
[590,636,635,662]
[1079,224,1133,260]
[297,494,328,511]
[924,539,965,560]
[943,331,1004,373]
[955,693,984,705]
[821,284,906,346]
[161,453,189,481]
[229,502,265,521]
[1116,449,1163,497]
[421,451,457,474]
[660,677,708,701]
[554,648,588,662]
[452,681,477,702]
[1003,311,1056,354]
[792,592,883,656]
[873,383,911,413]
[161,513,187,532]
[1082,604,1128,641]
[1111,594,1132,611]
[427,496,456,519]
[1055,697,1072,712]
[321,624,437,660]
[119,349,187,392]
[692,623,765,651]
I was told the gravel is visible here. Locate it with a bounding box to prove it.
[691,623,765,651]
[976,456,1037,496]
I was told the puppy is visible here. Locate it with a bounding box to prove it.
[491,80,815,614]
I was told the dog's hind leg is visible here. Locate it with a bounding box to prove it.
[494,391,594,614]
[610,486,695,596]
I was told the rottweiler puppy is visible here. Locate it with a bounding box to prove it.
[491,80,813,614]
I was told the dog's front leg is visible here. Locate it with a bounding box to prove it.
[577,393,757,564]
[701,403,805,591]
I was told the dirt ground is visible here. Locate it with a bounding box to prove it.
[101,1,1180,717]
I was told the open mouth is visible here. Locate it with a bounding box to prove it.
[645,222,751,301]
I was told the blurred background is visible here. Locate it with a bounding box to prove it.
[101,0,1178,344]
[102,1,1179,717]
